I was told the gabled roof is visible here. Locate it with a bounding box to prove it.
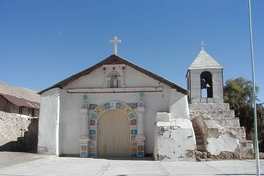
[38,55,188,95]
[0,93,40,109]
[188,49,223,70]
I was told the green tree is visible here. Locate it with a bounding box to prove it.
[223,77,264,151]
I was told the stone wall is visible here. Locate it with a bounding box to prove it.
[0,111,38,153]
[190,103,254,160]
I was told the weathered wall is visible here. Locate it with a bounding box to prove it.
[154,113,196,161]
[190,103,254,159]
[154,95,195,161]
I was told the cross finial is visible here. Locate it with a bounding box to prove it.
[201,41,206,50]
[110,36,121,55]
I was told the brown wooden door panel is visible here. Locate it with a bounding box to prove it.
[98,110,130,157]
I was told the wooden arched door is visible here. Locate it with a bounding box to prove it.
[97,109,130,157]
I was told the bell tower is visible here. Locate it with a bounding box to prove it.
[186,46,224,103]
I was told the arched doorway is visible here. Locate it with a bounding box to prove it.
[97,109,130,157]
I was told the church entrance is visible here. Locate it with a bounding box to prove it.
[97,109,130,157]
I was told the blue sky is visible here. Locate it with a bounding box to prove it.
[0,0,263,102]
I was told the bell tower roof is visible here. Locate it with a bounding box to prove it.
[188,49,223,70]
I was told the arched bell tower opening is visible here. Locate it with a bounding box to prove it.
[200,71,213,98]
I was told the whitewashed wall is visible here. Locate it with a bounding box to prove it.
[154,94,196,161]
[39,65,188,156]
[38,88,60,155]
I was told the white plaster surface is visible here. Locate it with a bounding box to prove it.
[38,88,60,155]
[154,117,196,161]
[169,92,189,119]
[156,112,171,122]
[207,134,239,155]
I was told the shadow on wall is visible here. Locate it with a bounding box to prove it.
[0,119,38,153]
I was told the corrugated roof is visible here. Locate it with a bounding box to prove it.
[189,49,223,69]
[38,54,188,95]
[0,93,40,109]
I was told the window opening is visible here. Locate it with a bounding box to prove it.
[110,75,118,88]
[107,71,121,88]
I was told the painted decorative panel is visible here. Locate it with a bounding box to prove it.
[89,129,97,157]
[89,101,137,126]
[89,130,96,135]
[131,129,137,135]
[89,104,98,110]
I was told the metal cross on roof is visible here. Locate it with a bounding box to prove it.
[109,36,121,55]
[201,41,206,50]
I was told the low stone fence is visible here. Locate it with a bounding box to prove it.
[0,111,38,153]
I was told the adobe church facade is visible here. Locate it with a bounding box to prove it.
[38,54,194,159]
[38,41,254,160]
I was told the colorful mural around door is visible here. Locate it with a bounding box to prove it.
[88,101,138,157]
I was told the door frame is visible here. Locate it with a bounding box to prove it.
[88,101,138,157]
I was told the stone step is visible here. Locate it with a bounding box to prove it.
[193,125,200,129]
[193,128,199,132]
[197,144,205,151]
[214,118,240,127]
[191,121,205,151]
[194,130,201,135]
[206,126,246,140]
[196,139,203,145]
[193,127,199,131]
[193,123,199,127]
[195,134,202,139]
[189,110,235,119]
[189,102,230,110]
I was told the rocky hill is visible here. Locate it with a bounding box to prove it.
[0,82,40,102]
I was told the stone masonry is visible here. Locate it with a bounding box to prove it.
[189,102,254,160]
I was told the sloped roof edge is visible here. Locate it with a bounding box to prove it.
[0,93,40,109]
[38,55,188,95]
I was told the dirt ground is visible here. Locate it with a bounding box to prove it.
[0,152,263,176]
[0,152,44,169]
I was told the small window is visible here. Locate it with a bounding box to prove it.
[107,71,121,88]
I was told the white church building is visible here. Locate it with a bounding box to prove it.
[38,38,254,161]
